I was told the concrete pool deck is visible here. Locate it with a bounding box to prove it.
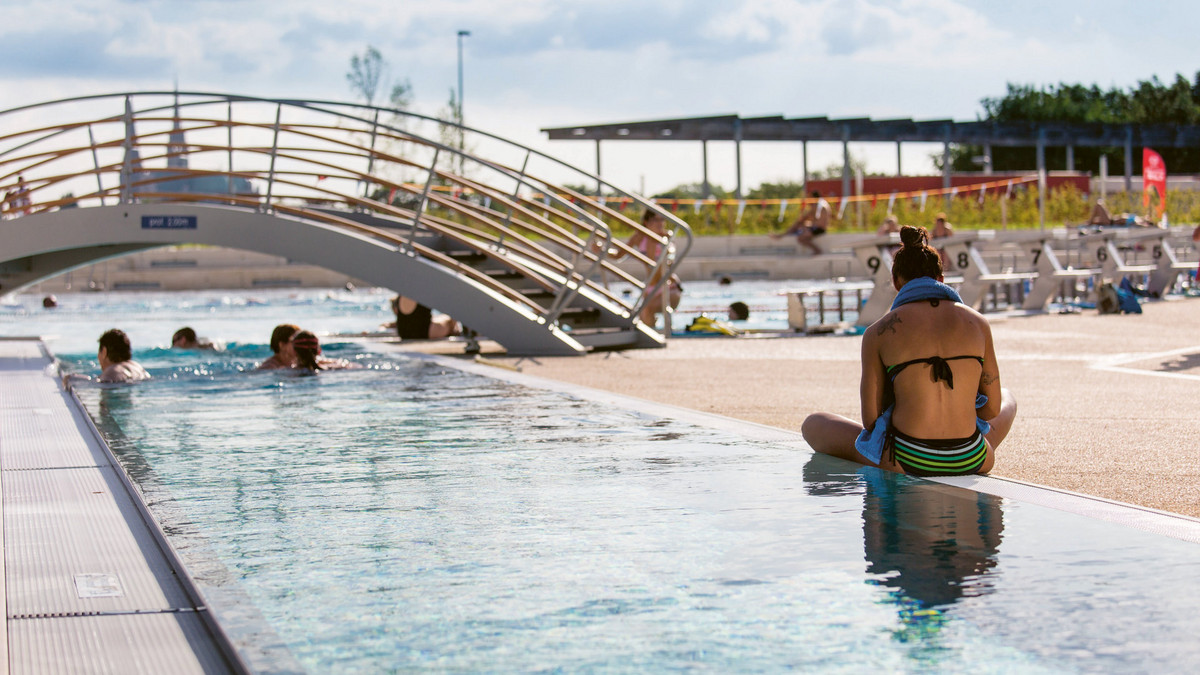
[412,294,1200,520]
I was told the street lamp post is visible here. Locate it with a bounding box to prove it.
[457,30,470,175]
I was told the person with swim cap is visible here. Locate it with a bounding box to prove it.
[801,225,1016,476]
[291,330,357,371]
[97,329,150,383]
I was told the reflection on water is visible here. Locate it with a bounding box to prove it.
[803,455,1004,647]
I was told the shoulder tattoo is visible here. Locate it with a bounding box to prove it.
[876,315,902,336]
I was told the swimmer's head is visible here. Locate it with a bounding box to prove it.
[98,328,133,363]
[291,330,321,370]
[172,327,198,348]
[728,301,750,321]
[892,226,943,286]
[269,324,300,354]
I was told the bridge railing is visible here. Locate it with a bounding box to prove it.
[0,92,692,334]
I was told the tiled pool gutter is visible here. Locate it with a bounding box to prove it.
[0,338,247,674]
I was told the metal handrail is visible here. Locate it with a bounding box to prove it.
[0,91,692,335]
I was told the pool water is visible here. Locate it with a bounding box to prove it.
[6,289,1200,672]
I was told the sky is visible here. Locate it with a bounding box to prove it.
[2,0,1198,196]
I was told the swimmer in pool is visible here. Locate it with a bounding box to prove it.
[258,324,299,369]
[97,329,150,383]
[171,326,216,350]
[801,225,1017,476]
[291,330,358,371]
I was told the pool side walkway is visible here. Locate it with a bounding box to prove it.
[0,338,245,674]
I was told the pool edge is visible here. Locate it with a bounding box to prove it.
[414,349,1200,546]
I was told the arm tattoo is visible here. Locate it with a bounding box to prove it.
[876,315,902,336]
[981,372,998,386]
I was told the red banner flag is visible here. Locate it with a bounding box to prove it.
[1143,147,1167,217]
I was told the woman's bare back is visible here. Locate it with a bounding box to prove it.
[874,300,987,438]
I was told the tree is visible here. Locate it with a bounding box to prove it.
[347,45,414,113]
[748,181,806,199]
[950,72,1200,173]
[345,46,420,194]
[346,46,385,107]
[388,80,414,112]
[653,182,730,200]
[808,154,877,180]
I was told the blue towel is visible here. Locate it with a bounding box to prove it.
[855,276,989,465]
[890,276,962,310]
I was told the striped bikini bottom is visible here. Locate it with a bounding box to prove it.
[888,427,988,477]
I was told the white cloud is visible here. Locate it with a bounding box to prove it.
[2,0,1197,192]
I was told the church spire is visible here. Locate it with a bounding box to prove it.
[167,86,187,169]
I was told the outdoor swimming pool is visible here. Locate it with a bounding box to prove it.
[4,288,1200,672]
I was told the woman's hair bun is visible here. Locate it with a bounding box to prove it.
[899,225,926,248]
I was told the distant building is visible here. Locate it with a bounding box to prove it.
[125,95,258,200]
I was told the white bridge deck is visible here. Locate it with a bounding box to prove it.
[0,338,245,674]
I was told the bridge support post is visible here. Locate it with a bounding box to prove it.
[264,104,282,211]
[364,109,380,199]
[410,147,440,245]
[88,125,104,206]
[227,101,234,196]
[120,96,133,205]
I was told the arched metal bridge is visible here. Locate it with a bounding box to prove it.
[0,92,692,356]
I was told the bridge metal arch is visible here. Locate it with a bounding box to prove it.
[4,203,589,356]
[0,91,693,354]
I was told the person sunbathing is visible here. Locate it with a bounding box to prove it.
[801,225,1017,476]
[771,190,830,255]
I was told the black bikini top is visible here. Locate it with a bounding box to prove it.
[886,355,984,390]
[883,355,984,411]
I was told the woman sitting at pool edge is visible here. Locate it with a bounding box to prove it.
[801,225,1016,476]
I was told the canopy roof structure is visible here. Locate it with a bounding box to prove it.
[543,113,1200,148]
[543,114,1200,217]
